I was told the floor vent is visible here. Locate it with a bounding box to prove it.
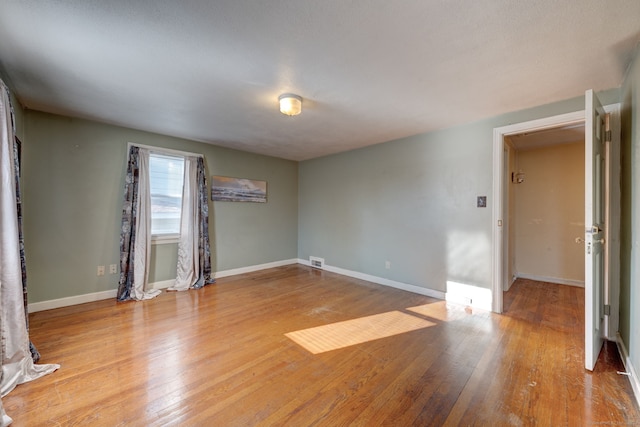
[309,256,325,269]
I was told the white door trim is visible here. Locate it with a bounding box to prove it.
[491,105,621,340]
[604,104,621,340]
[492,110,584,314]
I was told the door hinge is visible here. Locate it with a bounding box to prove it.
[604,113,611,143]
[604,304,611,316]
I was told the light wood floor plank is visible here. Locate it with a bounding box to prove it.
[4,268,639,426]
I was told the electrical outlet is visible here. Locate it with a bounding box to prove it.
[385,261,391,269]
[109,264,117,274]
[97,265,105,276]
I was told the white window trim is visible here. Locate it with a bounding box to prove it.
[151,234,180,245]
[126,143,204,244]
[127,142,203,159]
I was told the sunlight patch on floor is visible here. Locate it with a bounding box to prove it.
[285,311,435,354]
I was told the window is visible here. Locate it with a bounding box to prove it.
[149,152,184,236]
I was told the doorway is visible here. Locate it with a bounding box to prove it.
[503,124,586,293]
[491,105,621,342]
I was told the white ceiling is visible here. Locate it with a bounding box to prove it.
[0,1,638,161]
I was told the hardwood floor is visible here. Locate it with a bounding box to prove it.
[4,268,639,426]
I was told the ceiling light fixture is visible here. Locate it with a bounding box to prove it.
[278,93,302,116]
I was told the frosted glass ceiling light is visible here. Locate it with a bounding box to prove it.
[279,93,302,116]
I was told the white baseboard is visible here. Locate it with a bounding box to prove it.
[516,273,584,288]
[299,259,494,310]
[149,279,175,290]
[616,333,640,409]
[298,258,446,300]
[29,279,183,312]
[29,258,488,314]
[214,259,299,278]
[153,258,299,287]
[28,289,118,313]
[27,259,300,313]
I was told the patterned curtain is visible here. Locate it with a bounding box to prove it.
[4,90,41,363]
[13,137,41,363]
[116,146,161,301]
[1,79,59,426]
[193,156,215,289]
[117,146,141,301]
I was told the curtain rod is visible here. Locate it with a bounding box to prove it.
[127,142,204,159]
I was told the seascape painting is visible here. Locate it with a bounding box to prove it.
[211,176,267,203]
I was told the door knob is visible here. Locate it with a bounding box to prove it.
[575,237,585,244]
[586,225,602,234]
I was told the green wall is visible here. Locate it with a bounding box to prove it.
[298,90,619,295]
[21,111,298,303]
[5,50,640,390]
[619,44,640,380]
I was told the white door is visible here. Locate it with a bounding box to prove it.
[584,89,606,371]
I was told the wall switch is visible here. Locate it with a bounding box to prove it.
[385,261,391,269]
[97,265,105,276]
[109,264,117,274]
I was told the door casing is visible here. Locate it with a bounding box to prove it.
[491,106,620,341]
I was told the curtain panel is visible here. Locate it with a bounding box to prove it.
[119,146,214,300]
[193,156,214,289]
[172,156,199,290]
[1,79,59,426]
[169,156,215,291]
[117,146,161,301]
[13,139,41,364]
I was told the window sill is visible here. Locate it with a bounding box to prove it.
[151,234,180,245]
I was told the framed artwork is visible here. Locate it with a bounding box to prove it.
[211,176,267,203]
